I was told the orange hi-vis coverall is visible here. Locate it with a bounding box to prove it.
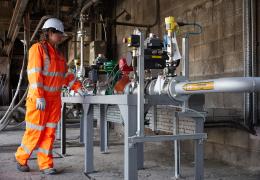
[15,41,81,170]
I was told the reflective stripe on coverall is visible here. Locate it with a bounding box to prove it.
[15,41,81,170]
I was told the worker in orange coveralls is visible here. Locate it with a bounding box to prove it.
[15,18,83,175]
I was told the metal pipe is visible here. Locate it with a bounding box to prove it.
[182,37,189,79]
[30,15,54,42]
[78,0,100,78]
[80,0,99,15]
[79,17,85,77]
[243,0,252,126]
[74,30,77,59]
[182,37,189,112]
[251,0,257,126]
[173,112,181,178]
[173,77,260,95]
[137,30,145,137]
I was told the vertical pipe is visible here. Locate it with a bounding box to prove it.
[74,27,77,60]
[56,0,60,18]
[61,103,66,155]
[137,31,145,136]
[80,16,85,78]
[243,0,252,126]
[174,112,181,178]
[182,37,189,79]
[251,0,258,126]
[151,105,157,131]
[182,36,189,112]
[79,0,100,78]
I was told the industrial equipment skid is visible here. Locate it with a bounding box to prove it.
[60,95,207,180]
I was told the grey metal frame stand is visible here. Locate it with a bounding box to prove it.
[175,112,206,180]
[59,97,84,155]
[82,95,143,180]
[61,95,207,180]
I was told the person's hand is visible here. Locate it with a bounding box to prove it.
[36,98,46,110]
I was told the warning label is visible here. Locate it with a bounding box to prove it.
[182,81,214,91]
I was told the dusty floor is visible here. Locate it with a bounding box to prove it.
[0,127,260,180]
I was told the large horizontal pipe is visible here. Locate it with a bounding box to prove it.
[173,77,260,95]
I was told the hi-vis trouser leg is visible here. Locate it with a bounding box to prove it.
[37,99,61,170]
[15,97,61,170]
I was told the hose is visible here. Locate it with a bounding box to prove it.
[1,87,28,131]
[0,30,27,131]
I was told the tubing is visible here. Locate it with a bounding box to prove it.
[30,15,54,42]
[79,0,100,78]
[0,42,27,131]
[1,88,28,131]
[80,0,99,15]
[0,17,29,131]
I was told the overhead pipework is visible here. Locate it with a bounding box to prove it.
[77,0,100,80]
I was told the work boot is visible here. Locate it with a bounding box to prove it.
[16,161,30,172]
[41,168,57,175]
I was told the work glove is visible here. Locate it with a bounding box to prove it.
[77,89,84,96]
[36,98,46,111]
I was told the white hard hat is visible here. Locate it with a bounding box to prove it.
[42,18,67,36]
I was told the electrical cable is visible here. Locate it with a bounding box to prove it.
[2,87,28,131]
[177,22,202,37]
[0,60,27,131]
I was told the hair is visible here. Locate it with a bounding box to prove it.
[40,29,49,42]
[40,28,58,42]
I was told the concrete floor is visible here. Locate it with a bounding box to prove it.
[0,127,260,180]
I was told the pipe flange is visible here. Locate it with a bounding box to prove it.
[77,30,86,37]
[168,76,190,102]
[145,79,157,95]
